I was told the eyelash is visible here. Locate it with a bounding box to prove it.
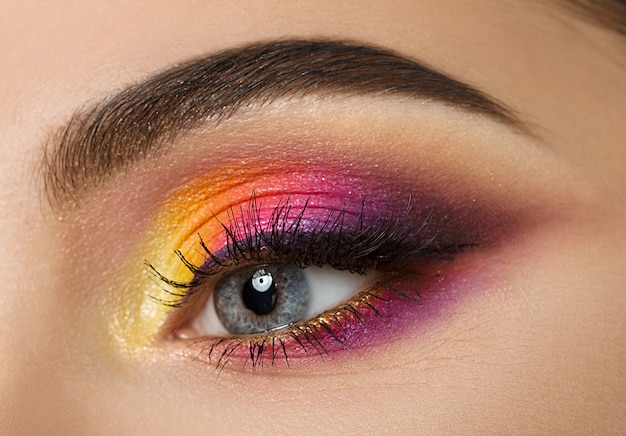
[191,281,424,372]
[147,194,471,371]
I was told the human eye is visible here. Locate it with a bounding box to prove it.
[63,42,573,377]
[112,120,538,375]
[83,98,558,377]
[93,100,559,375]
[148,192,467,371]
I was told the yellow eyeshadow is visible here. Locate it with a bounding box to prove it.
[111,164,317,355]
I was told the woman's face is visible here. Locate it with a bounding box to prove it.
[1,1,625,434]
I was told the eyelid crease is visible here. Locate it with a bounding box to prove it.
[42,39,526,208]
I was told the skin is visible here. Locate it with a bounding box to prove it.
[1,0,625,434]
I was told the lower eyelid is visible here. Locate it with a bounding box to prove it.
[171,266,467,372]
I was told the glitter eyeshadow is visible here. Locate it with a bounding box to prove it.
[112,157,517,360]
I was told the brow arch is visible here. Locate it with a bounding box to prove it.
[42,40,522,208]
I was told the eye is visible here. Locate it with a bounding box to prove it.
[148,192,476,372]
[194,264,377,336]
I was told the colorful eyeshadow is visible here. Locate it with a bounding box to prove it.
[113,156,515,363]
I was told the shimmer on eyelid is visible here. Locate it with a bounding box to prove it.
[117,164,397,352]
[112,158,521,355]
[42,39,526,207]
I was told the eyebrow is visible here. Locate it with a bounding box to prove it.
[43,40,524,207]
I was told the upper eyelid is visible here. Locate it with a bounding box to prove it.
[90,126,563,356]
[148,194,435,293]
[41,39,527,209]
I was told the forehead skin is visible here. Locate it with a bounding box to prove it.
[0,1,625,434]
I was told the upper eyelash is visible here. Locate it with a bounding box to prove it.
[146,193,480,321]
[146,193,438,304]
[203,194,432,270]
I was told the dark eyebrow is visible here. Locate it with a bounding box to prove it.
[43,40,524,207]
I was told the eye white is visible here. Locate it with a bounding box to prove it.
[193,266,379,336]
[302,266,377,318]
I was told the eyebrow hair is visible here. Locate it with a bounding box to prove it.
[43,40,523,207]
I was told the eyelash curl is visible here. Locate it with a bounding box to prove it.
[147,193,471,371]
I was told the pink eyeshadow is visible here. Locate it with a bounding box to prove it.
[147,158,529,371]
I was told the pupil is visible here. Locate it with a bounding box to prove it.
[242,271,277,315]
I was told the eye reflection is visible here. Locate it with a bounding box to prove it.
[194,263,375,336]
[243,268,279,315]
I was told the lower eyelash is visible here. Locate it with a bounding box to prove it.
[181,276,427,372]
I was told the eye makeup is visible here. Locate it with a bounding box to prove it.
[180,264,480,372]
[89,92,580,371]
[112,145,527,371]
